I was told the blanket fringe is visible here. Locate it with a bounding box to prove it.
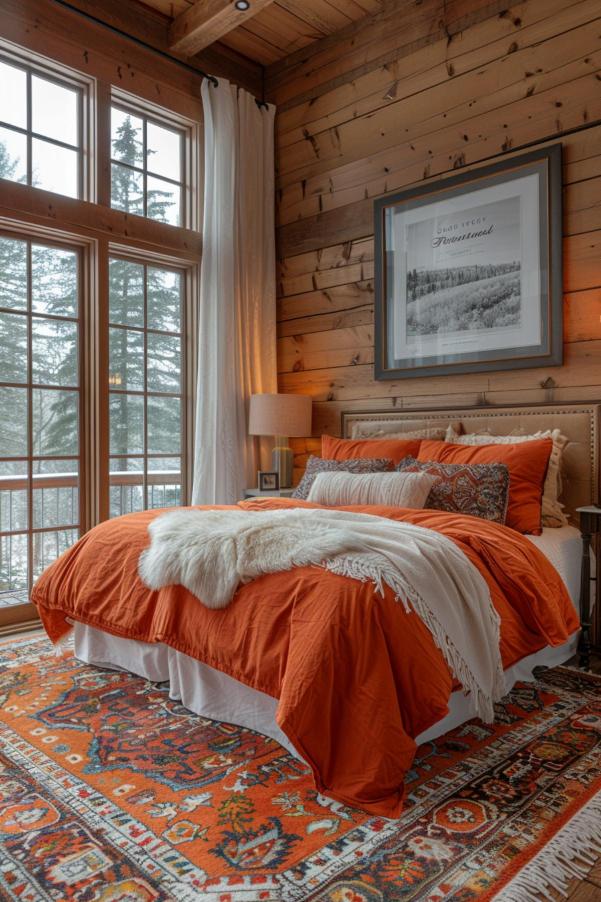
[495,790,601,901]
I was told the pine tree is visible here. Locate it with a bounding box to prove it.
[0,137,80,462]
[32,245,79,460]
[146,264,182,458]
[0,140,20,182]
[108,115,182,513]
[0,142,28,455]
[0,140,29,589]
[110,114,175,224]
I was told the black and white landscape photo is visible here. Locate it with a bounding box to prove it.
[403,196,522,339]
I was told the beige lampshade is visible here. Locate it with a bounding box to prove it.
[248,393,312,437]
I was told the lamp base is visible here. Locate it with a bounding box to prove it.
[272,436,293,489]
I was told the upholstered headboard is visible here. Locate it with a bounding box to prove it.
[341,403,601,523]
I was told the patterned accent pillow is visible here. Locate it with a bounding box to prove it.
[292,456,392,501]
[444,425,568,527]
[397,456,510,524]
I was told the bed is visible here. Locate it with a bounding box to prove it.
[31,402,598,817]
[70,522,582,753]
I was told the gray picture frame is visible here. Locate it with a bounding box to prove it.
[374,144,563,380]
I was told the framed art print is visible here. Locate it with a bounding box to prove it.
[258,471,279,492]
[374,144,563,380]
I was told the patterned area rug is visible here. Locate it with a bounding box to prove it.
[0,636,600,901]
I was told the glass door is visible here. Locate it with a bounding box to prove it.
[0,232,82,628]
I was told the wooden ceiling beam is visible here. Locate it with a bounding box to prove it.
[49,0,264,94]
[169,0,277,56]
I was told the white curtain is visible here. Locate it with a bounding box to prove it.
[192,78,277,505]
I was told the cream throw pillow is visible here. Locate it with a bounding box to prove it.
[307,470,439,508]
[351,424,447,440]
[444,425,568,527]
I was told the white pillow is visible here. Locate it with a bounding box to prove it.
[307,470,439,508]
[444,425,568,527]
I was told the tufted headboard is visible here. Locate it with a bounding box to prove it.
[341,403,601,524]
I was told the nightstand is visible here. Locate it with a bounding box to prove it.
[576,505,600,671]
[244,488,295,498]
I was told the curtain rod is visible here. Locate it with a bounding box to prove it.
[50,0,269,108]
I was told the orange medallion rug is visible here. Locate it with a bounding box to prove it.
[0,635,600,901]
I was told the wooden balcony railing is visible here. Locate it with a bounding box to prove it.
[0,471,182,604]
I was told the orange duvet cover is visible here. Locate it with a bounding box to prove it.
[31,497,579,817]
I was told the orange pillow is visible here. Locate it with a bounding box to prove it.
[417,438,553,535]
[321,434,421,465]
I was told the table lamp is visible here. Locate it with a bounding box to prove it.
[248,393,312,488]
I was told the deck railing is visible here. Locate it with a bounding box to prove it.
[0,471,181,604]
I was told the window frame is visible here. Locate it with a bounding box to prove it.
[110,88,200,232]
[0,39,96,202]
[106,248,191,516]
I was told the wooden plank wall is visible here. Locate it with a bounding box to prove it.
[267,0,601,478]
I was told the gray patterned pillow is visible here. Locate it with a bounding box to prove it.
[396,456,510,524]
[292,455,392,501]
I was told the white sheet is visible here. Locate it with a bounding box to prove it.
[73,524,583,761]
[526,524,582,606]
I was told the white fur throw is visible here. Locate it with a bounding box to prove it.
[139,507,505,721]
[307,470,438,508]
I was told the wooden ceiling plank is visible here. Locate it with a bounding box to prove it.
[275,0,349,35]
[144,0,193,15]
[220,4,325,64]
[347,0,386,13]
[264,4,325,44]
[169,0,277,56]
[244,5,315,48]
[321,0,379,21]
[221,24,284,65]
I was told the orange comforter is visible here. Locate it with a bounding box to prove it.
[31,498,579,817]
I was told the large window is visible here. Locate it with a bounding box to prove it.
[0,57,82,198]
[111,105,184,227]
[0,34,199,628]
[0,234,81,608]
[108,258,185,518]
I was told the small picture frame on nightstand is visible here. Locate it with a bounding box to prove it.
[258,471,279,492]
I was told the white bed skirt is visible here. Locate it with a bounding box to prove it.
[73,623,297,756]
[73,624,579,759]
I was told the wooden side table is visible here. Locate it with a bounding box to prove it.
[576,505,600,671]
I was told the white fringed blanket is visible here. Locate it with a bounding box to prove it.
[138,507,506,721]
